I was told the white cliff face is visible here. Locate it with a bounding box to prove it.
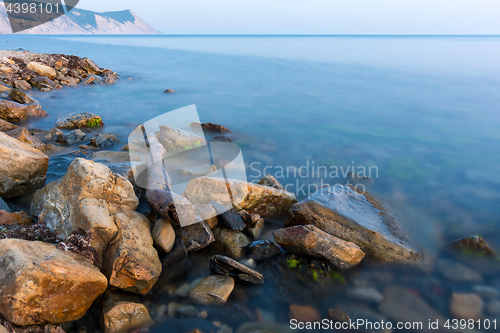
[0,4,159,34]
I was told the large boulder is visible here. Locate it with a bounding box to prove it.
[285,186,420,262]
[55,112,103,129]
[0,132,48,198]
[0,119,17,131]
[273,225,365,270]
[183,177,297,219]
[155,125,205,154]
[30,158,161,294]
[6,127,46,151]
[0,239,107,326]
[0,99,47,122]
[27,62,57,79]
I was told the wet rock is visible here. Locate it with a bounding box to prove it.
[347,287,384,303]
[164,89,175,93]
[89,133,119,149]
[285,186,420,262]
[0,239,107,326]
[82,58,103,76]
[472,285,499,298]
[175,278,204,298]
[55,112,104,129]
[274,225,365,270]
[189,275,235,306]
[196,122,231,133]
[0,210,34,226]
[13,79,31,90]
[153,218,176,253]
[289,304,320,322]
[214,228,251,260]
[450,293,483,321]
[6,127,46,151]
[179,164,217,177]
[0,82,12,92]
[240,258,257,269]
[211,255,265,284]
[0,99,47,122]
[212,135,233,142]
[446,236,497,258]
[0,132,48,198]
[178,305,199,317]
[0,198,10,213]
[183,177,297,219]
[30,158,161,294]
[27,62,57,79]
[258,174,284,190]
[245,216,265,240]
[0,118,17,131]
[8,89,36,104]
[64,129,87,141]
[101,302,153,333]
[437,259,483,282]
[161,238,188,268]
[29,128,66,144]
[180,221,216,252]
[155,125,205,153]
[246,240,281,262]
[486,299,500,315]
[212,201,246,231]
[379,286,445,333]
[82,75,102,85]
[327,309,350,323]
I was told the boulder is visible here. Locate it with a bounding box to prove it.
[82,58,102,75]
[210,255,264,284]
[0,82,12,92]
[27,62,57,79]
[8,89,36,104]
[189,275,235,306]
[194,122,231,133]
[183,177,297,219]
[153,218,176,253]
[29,76,55,88]
[0,132,48,198]
[55,112,103,129]
[0,239,107,326]
[101,302,153,333]
[0,119,17,131]
[273,225,365,270]
[6,127,46,151]
[194,203,218,229]
[13,80,31,90]
[285,186,420,262]
[161,238,188,268]
[29,128,66,144]
[446,236,497,258]
[0,99,47,122]
[30,158,161,294]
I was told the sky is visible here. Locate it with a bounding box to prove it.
[78,0,500,34]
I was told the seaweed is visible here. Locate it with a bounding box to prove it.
[57,229,100,263]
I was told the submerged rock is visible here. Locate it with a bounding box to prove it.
[246,240,282,262]
[210,255,265,284]
[180,221,216,252]
[183,177,297,219]
[437,259,483,282]
[0,239,107,326]
[289,304,320,322]
[101,302,153,333]
[274,225,365,270]
[189,275,235,306]
[155,125,205,153]
[0,132,48,198]
[55,112,104,129]
[450,293,483,321]
[446,236,497,258]
[285,186,420,262]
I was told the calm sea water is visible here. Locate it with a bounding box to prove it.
[2,35,500,331]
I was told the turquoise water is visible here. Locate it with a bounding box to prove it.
[2,34,500,330]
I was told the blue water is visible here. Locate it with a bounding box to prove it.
[2,34,500,330]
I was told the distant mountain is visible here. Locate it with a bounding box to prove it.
[0,4,160,34]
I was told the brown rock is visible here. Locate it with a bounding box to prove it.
[101,302,153,333]
[213,228,251,260]
[6,127,46,151]
[285,186,420,262]
[0,99,47,122]
[446,236,497,258]
[0,132,48,198]
[289,304,320,322]
[189,275,235,306]
[0,83,12,93]
[13,80,31,90]
[183,177,297,219]
[8,89,36,104]
[0,239,107,326]
[0,210,34,226]
[0,119,17,131]
[153,218,176,253]
[180,221,216,252]
[450,293,483,321]
[274,225,365,270]
[82,58,102,76]
[27,62,57,79]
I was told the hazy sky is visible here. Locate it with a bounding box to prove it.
[78,0,500,34]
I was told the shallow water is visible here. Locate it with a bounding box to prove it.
[2,35,500,332]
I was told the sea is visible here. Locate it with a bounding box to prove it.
[1,34,500,332]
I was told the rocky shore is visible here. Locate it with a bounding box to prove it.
[1,50,500,333]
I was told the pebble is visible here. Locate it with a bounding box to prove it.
[174,277,204,298]
[178,305,199,317]
[289,304,320,322]
[450,293,484,320]
[472,285,499,299]
[347,287,384,303]
[437,259,483,282]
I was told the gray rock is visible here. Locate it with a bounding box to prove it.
[155,125,205,154]
[55,112,103,129]
[437,259,483,282]
[64,129,87,142]
[212,201,246,231]
[0,197,11,212]
[89,133,119,149]
[211,255,264,285]
[379,286,445,333]
[177,305,199,317]
[285,186,420,262]
[347,287,384,303]
[29,128,66,144]
[472,285,499,299]
[246,240,281,262]
[274,225,365,270]
[180,221,215,252]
